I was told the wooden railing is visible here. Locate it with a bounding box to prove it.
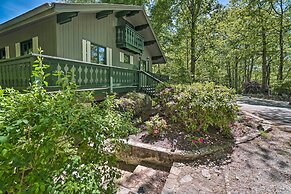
[0,54,139,93]
[0,55,34,90]
[139,70,164,97]
[0,54,166,96]
[147,72,169,82]
[116,24,144,54]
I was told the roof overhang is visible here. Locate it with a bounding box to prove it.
[0,3,166,64]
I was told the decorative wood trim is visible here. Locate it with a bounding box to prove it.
[152,56,163,61]
[144,40,156,46]
[96,10,113,20]
[126,10,140,17]
[135,24,149,31]
[57,12,78,25]
[115,10,139,18]
[115,11,131,18]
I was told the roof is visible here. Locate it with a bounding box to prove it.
[0,3,166,64]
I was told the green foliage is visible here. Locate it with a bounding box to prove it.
[272,80,291,97]
[115,92,149,116]
[0,55,135,193]
[145,114,167,136]
[157,82,238,133]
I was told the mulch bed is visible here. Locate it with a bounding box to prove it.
[129,111,258,152]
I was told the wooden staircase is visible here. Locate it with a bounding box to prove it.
[138,70,165,98]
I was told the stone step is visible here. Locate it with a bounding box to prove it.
[117,165,169,194]
[161,163,225,194]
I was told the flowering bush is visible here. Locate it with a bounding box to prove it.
[115,92,149,116]
[0,54,136,193]
[145,114,167,136]
[157,82,238,134]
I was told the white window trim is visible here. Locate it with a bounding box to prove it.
[5,46,9,59]
[15,43,21,57]
[32,36,39,53]
[120,52,124,63]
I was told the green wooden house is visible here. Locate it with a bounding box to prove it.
[0,3,167,95]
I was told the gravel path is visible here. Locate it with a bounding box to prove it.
[162,97,291,194]
[238,96,291,130]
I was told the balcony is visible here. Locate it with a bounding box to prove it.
[116,24,144,54]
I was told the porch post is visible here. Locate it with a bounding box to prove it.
[138,56,141,90]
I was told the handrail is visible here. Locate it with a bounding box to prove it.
[31,53,136,72]
[0,54,168,96]
[139,70,163,84]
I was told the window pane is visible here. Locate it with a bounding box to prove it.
[124,54,130,64]
[0,48,5,59]
[98,47,106,64]
[91,44,98,63]
[90,43,106,64]
[20,39,32,55]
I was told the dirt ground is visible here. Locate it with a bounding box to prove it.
[161,123,291,194]
[123,97,291,193]
[223,125,291,193]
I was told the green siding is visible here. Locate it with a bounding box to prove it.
[0,16,57,57]
[56,13,153,71]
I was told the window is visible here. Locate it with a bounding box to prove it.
[124,53,130,64]
[20,39,32,55]
[91,43,106,64]
[0,48,5,60]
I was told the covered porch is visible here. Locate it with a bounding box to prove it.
[0,54,167,96]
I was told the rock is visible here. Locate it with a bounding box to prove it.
[201,169,211,179]
[171,166,181,176]
[180,175,193,183]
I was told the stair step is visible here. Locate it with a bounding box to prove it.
[117,165,169,194]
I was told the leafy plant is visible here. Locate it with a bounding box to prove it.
[145,114,167,136]
[115,92,149,116]
[0,53,136,193]
[272,80,291,97]
[157,82,238,134]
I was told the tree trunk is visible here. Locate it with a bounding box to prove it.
[234,56,239,92]
[261,27,268,93]
[278,12,284,80]
[190,10,196,81]
[249,57,254,82]
[227,62,232,88]
[188,0,202,82]
[244,58,247,84]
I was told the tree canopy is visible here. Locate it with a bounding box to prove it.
[59,0,291,94]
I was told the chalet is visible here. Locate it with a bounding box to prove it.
[0,3,167,95]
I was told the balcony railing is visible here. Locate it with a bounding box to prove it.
[116,24,144,54]
[0,54,167,96]
[0,54,139,94]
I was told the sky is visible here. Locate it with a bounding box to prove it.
[0,0,229,24]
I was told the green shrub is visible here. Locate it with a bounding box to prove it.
[115,92,149,116]
[272,80,291,97]
[145,114,167,136]
[157,82,238,133]
[0,55,136,193]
